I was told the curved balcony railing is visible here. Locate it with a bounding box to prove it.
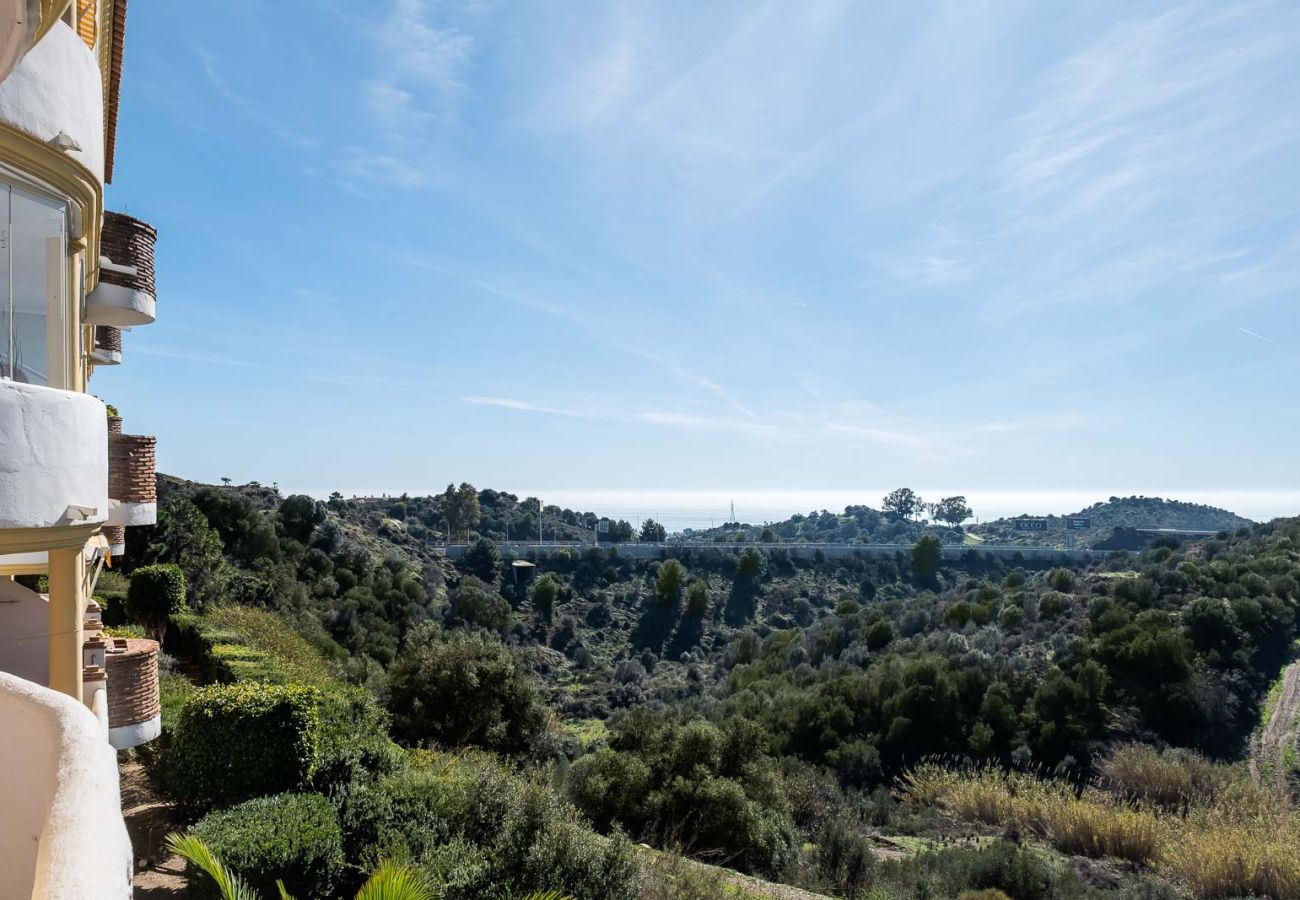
[106,426,155,527]
[85,212,157,327]
[0,670,133,899]
[89,325,121,365]
[105,637,160,749]
[0,380,108,530]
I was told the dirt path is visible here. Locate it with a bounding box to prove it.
[120,757,190,898]
[1251,660,1300,793]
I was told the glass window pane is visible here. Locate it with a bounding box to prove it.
[0,186,9,379]
[9,188,65,386]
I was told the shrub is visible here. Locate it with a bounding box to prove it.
[685,579,710,618]
[387,623,545,755]
[446,577,513,631]
[186,792,343,899]
[1097,744,1223,810]
[126,563,186,641]
[922,841,1063,900]
[1038,592,1070,620]
[169,682,321,812]
[656,559,686,608]
[343,752,640,900]
[532,573,561,624]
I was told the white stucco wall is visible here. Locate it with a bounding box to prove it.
[0,670,133,900]
[106,499,155,527]
[0,20,104,181]
[0,380,108,528]
[0,578,49,684]
[84,281,156,327]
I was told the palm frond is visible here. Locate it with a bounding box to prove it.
[354,861,439,900]
[517,892,577,900]
[276,880,296,900]
[165,832,260,900]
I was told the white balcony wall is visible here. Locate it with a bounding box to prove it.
[0,670,132,900]
[0,578,48,684]
[0,380,107,528]
[0,21,104,181]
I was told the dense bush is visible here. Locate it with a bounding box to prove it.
[126,563,186,640]
[387,623,545,754]
[187,792,344,899]
[169,682,321,812]
[568,711,797,876]
[342,751,640,900]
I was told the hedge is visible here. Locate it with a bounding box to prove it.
[187,792,344,899]
[126,563,186,640]
[169,682,321,812]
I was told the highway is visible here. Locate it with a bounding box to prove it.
[440,540,1105,562]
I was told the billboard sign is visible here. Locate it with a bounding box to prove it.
[1065,517,1091,531]
[1013,518,1048,532]
[596,518,610,534]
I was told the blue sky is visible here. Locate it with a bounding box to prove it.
[100,1,1300,514]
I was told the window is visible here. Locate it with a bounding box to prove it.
[0,184,68,387]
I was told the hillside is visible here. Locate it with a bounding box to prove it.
[970,495,1256,549]
[684,505,965,545]
[116,475,1300,899]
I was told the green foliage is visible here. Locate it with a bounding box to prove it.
[126,563,187,640]
[640,518,667,542]
[279,495,325,544]
[568,712,797,876]
[166,832,260,900]
[911,534,942,581]
[931,496,973,527]
[462,537,502,582]
[387,623,545,755]
[442,482,481,540]
[186,793,344,900]
[736,548,764,580]
[1048,567,1075,592]
[342,752,639,900]
[882,487,924,522]
[446,577,513,632]
[865,618,894,650]
[169,682,322,812]
[655,559,686,609]
[532,573,561,624]
[685,579,709,618]
[145,498,229,610]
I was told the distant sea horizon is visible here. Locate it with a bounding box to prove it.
[316,487,1300,533]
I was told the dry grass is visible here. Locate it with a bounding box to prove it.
[899,765,1160,864]
[1096,744,1227,810]
[899,760,1300,898]
[1162,813,1300,899]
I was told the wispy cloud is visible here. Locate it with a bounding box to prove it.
[825,423,937,451]
[460,395,591,418]
[195,47,318,151]
[1237,327,1275,344]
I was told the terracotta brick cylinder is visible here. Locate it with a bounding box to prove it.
[99,212,157,298]
[95,326,121,353]
[105,638,160,731]
[102,524,126,552]
[108,433,156,504]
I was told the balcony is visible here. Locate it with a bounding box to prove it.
[106,416,155,527]
[104,637,160,749]
[0,380,107,531]
[0,20,106,180]
[89,325,121,365]
[85,211,157,327]
[0,670,133,899]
